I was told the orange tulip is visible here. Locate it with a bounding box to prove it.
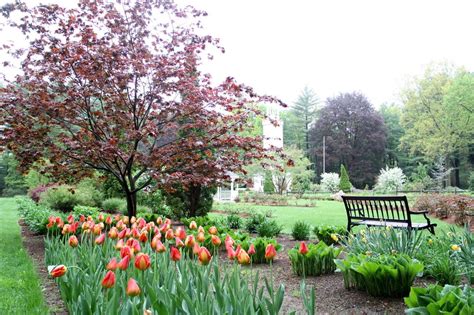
[185,235,195,248]
[165,229,174,240]
[106,257,118,271]
[208,226,218,235]
[265,244,277,261]
[134,253,151,271]
[138,232,148,243]
[108,227,118,239]
[248,244,256,256]
[68,235,79,248]
[170,246,181,262]
[95,233,106,245]
[211,235,221,247]
[120,246,134,258]
[117,255,131,271]
[299,242,308,255]
[175,237,184,248]
[189,221,197,230]
[98,213,104,222]
[237,249,250,265]
[198,226,205,233]
[101,271,115,288]
[93,225,102,235]
[197,232,205,243]
[122,216,130,225]
[126,278,141,296]
[193,242,201,255]
[50,265,67,278]
[156,216,163,225]
[155,240,166,253]
[79,214,86,222]
[105,216,112,225]
[62,224,71,235]
[151,235,159,250]
[198,247,212,265]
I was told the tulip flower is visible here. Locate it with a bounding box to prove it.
[114,214,121,222]
[126,278,141,297]
[108,227,118,239]
[131,227,140,239]
[235,245,242,257]
[98,213,104,222]
[248,244,256,256]
[70,222,79,234]
[237,249,250,265]
[165,229,174,240]
[151,236,159,250]
[67,214,74,224]
[164,218,172,226]
[138,232,148,243]
[68,235,79,247]
[116,220,125,231]
[299,242,309,255]
[156,216,163,225]
[122,216,130,225]
[170,246,181,261]
[225,235,234,248]
[193,243,201,255]
[79,214,86,222]
[155,240,166,253]
[211,235,221,247]
[118,228,127,239]
[134,253,151,271]
[175,227,186,240]
[208,226,218,235]
[115,239,125,250]
[106,257,118,271]
[62,224,71,235]
[101,271,116,289]
[105,216,112,225]
[93,225,102,235]
[126,238,141,253]
[185,235,195,248]
[137,218,146,229]
[46,221,54,229]
[95,233,106,245]
[198,226,205,233]
[50,265,67,278]
[265,244,277,261]
[175,237,184,248]
[197,232,205,243]
[130,216,137,224]
[226,246,236,260]
[120,246,134,258]
[189,221,197,230]
[198,247,212,265]
[117,255,131,271]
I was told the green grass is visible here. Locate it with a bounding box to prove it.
[211,200,458,234]
[0,197,48,314]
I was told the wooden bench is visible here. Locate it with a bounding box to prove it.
[342,195,437,234]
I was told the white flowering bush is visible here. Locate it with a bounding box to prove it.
[374,166,406,192]
[320,173,340,193]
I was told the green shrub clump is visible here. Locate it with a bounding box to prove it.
[288,242,342,276]
[226,212,242,229]
[239,237,281,264]
[313,225,346,245]
[16,197,59,234]
[292,221,311,240]
[40,185,79,212]
[405,284,473,315]
[102,198,125,213]
[245,213,282,237]
[335,253,423,297]
[339,164,352,193]
[73,205,100,218]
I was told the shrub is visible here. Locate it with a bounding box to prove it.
[40,185,80,212]
[16,197,59,234]
[257,219,282,238]
[226,213,242,229]
[288,242,342,276]
[413,194,474,225]
[320,173,340,193]
[101,198,125,213]
[29,184,56,203]
[339,165,352,193]
[164,185,216,218]
[405,284,473,315]
[374,166,406,192]
[263,171,275,193]
[313,225,346,245]
[244,213,267,233]
[73,205,100,218]
[75,178,104,208]
[240,237,281,264]
[469,171,474,192]
[335,253,423,297]
[292,221,311,240]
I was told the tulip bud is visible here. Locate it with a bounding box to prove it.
[93,224,102,235]
[134,253,151,271]
[299,242,308,255]
[189,221,197,230]
[101,271,116,289]
[49,265,67,278]
[198,226,205,233]
[226,246,235,260]
[105,216,112,225]
[193,242,201,255]
[175,237,184,248]
[225,235,234,248]
[265,244,277,261]
[138,232,148,243]
[175,227,186,240]
[120,246,134,258]
[248,244,256,256]
[114,214,121,222]
[67,214,74,224]
[165,229,174,240]
[170,246,181,261]
[117,255,130,271]
[115,239,124,250]
[211,235,221,247]
[156,216,163,225]
[130,216,137,224]
[137,218,146,229]
[79,214,86,222]
[98,213,104,222]
[68,235,79,248]
[197,232,205,243]
[106,257,118,271]
[126,278,141,296]
[185,235,195,248]
[208,226,218,235]
[108,227,118,239]
[155,240,166,253]
[237,249,250,265]
[198,247,212,265]
[95,233,106,245]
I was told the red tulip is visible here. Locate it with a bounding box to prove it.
[98,213,104,222]
[67,214,74,224]
[105,216,112,225]
[118,228,127,239]
[50,265,67,278]
[170,246,181,262]
[126,278,141,296]
[155,240,166,253]
[101,271,115,288]
[198,247,212,265]
[68,235,79,248]
[138,232,148,243]
[211,235,221,247]
[106,257,118,271]
[120,246,134,258]
[185,235,195,248]
[126,238,141,253]
[79,214,86,222]
[237,249,250,265]
[248,244,256,256]
[265,244,277,261]
[95,233,106,245]
[131,227,140,239]
[175,227,186,240]
[299,242,309,255]
[165,229,174,240]
[117,255,130,271]
[134,253,151,271]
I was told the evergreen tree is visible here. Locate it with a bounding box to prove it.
[339,164,352,192]
[263,171,275,193]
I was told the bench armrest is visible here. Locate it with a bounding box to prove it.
[409,210,429,215]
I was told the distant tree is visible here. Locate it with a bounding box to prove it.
[374,166,406,193]
[0,152,27,196]
[309,92,386,188]
[0,0,282,217]
[339,164,352,192]
[263,171,275,193]
[283,87,319,156]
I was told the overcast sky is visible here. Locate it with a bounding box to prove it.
[2,0,474,108]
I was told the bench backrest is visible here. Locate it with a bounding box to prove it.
[341,195,412,224]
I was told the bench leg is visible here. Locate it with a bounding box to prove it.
[429,226,435,235]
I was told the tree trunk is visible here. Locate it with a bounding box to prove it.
[188,185,201,217]
[125,190,137,218]
[451,155,460,188]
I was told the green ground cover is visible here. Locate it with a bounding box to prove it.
[211,199,458,234]
[0,197,48,314]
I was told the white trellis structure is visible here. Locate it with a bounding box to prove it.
[213,172,240,202]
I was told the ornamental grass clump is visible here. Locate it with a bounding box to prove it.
[334,253,424,297]
[288,242,342,277]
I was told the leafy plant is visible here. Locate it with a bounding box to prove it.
[75,178,104,208]
[102,198,126,213]
[245,213,267,233]
[292,221,311,240]
[40,185,80,212]
[240,237,281,264]
[72,205,100,218]
[257,219,282,238]
[313,225,346,245]
[334,253,423,297]
[16,197,60,234]
[288,242,341,276]
[226,212,242,229]
[405,284,473,315]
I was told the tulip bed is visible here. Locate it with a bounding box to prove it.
[43,214,313,314]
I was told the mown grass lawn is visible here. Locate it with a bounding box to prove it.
[0,197,47,314]
[211,199,458,234]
